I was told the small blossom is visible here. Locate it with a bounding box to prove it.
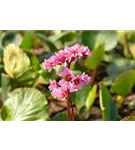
[80,46,91,57]
[51,86,68,100]
[59,67,74,81]
[55,50,69,67]
[69,75,85,92]
[44,56,56,72]
[48,80,58,91]
[81,73,91,84]
[69,73,91,92]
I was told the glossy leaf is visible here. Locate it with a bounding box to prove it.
[1,88,49,121]
[71,84,91,110]
[106,58,135,77]
[99,82,118,121]
[85,44,104,70]
[20,31,33,50]
[81,30,117,51]
[111,70,135,96]
[1,74,12,102]
[52,111,67,121]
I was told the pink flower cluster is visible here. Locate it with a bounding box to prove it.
[44,43,91,72]
[48,68,91,100]
[44,43,91,100]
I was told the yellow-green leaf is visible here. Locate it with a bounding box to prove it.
[86,84,97,109]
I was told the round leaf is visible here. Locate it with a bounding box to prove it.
[81,30,117,51]
[106,59,135,77]
[1,88,49,121]
[52,111,67,121]
[111,70,135,96]
[3,44,36,83]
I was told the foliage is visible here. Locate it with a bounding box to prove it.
[0,30,135,121]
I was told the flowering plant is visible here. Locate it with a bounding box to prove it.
[44,43,91,121]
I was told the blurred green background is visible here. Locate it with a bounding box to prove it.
[0,30,135,121]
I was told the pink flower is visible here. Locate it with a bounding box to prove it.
[55,50,69,67]
[51,88,58,99]
[69,75,84,92]
[48,80,58,91]
[51,86,68,100]
[64,43,91,64]
[44,43,91,100]
[57,86,68,100]
[44,56,56,72]
[69,73,91,92]
[59,67,74,81]
[80,46,91,57]
[44,43,91,72]
[81,73,91,84]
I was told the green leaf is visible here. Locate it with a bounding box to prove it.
[85,44,105,70]
[1,88,49,121]
[71,84,91,110]
[0,64,4,74]
[52,111,67,121]
[54,31,78,46]
[3,44,36,84]
[121,116,135,121]
[81,30,117,51]
[128,31,135,43]
[106,58,135,77]
[99,82,118,121]
[0,31,22,47]
[86,84,97,109]
[1,74,12,103]
[111,70,135,96]
[117,30,135,45]
[24,50,40,75]
[102,76,115,86]
[40,63,57,84]
[117,30,127,45]
[20,31,33,50]
[36,33,58,52]
[103,50,122,63]
[129,44,135,59]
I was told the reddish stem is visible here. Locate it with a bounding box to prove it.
[67,93,71,121]
[69,96,75,121]
[67,89,75,121]
[66,63,75,121]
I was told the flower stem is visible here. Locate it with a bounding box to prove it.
[67,89,75,121]
[66,63,75,121]
[69,97,75,121]
[67,93,71,121]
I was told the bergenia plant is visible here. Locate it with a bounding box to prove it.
[44,43,91,121]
